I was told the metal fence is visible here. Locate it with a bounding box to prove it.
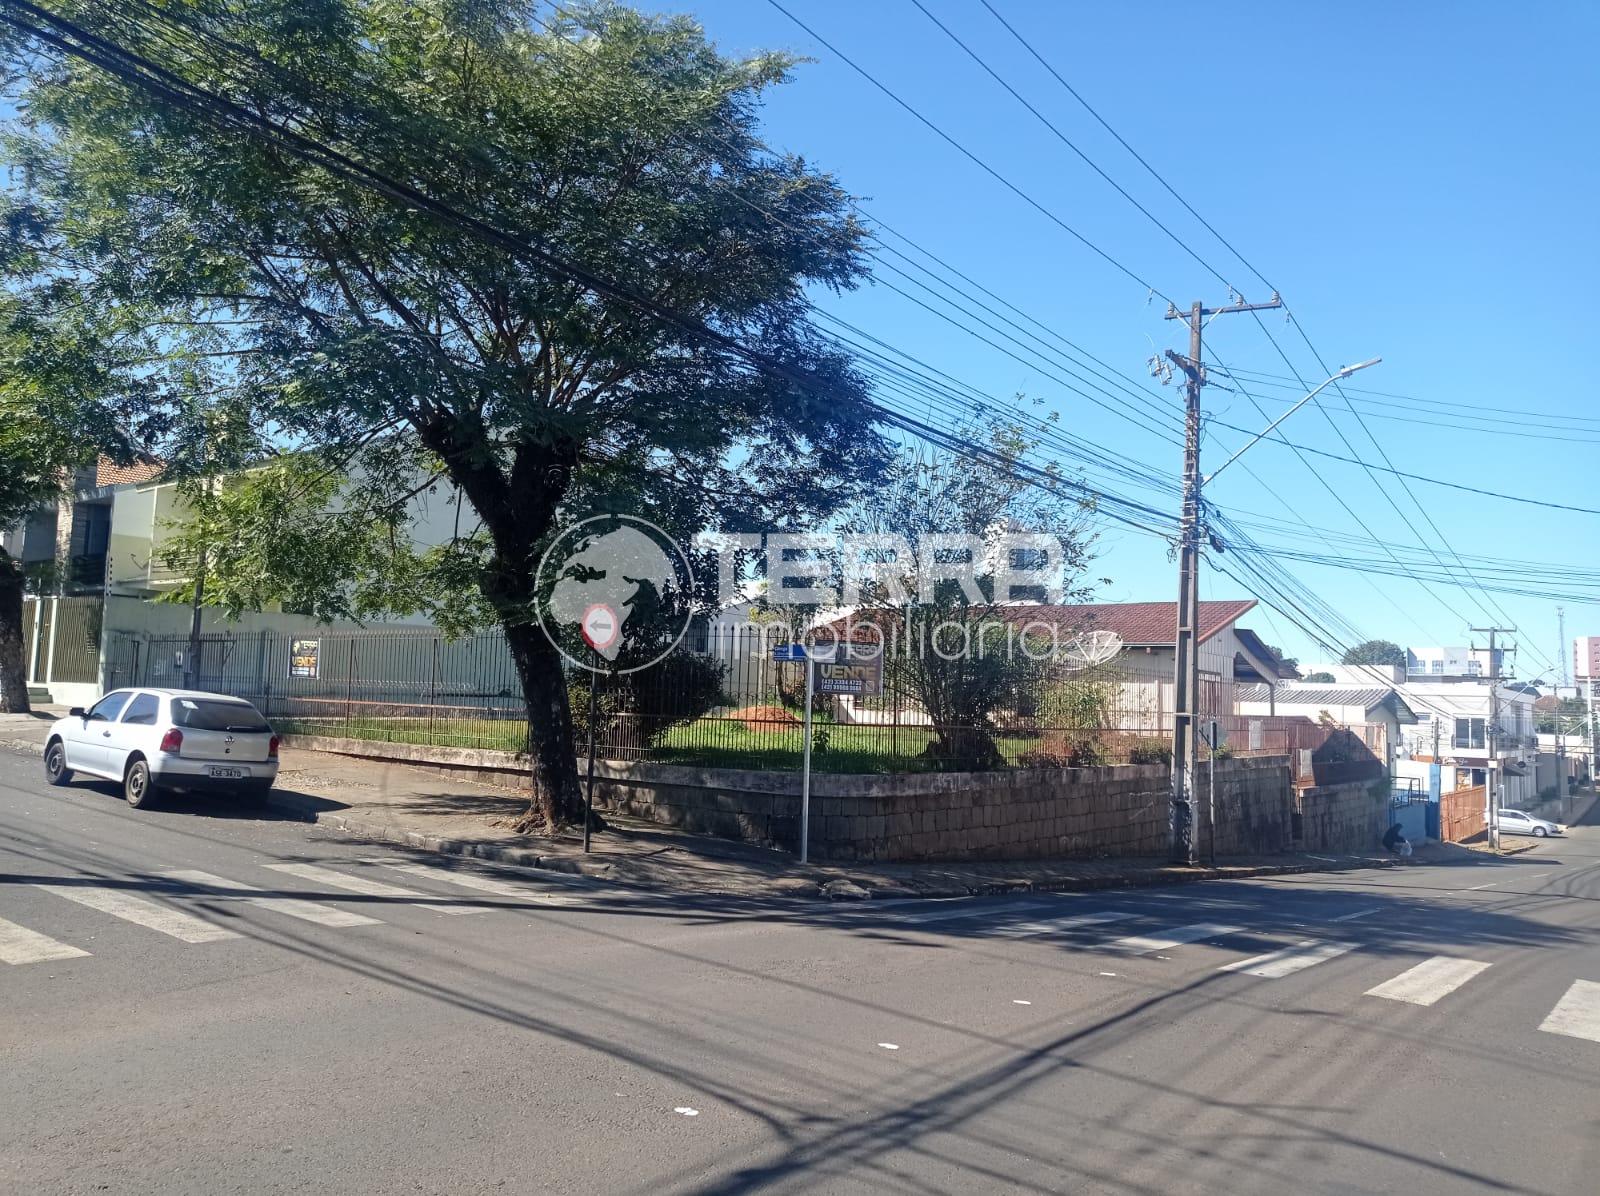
[102,624,1386,777]
[105,625,1208,772]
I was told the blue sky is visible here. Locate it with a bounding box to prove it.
[662,0,1600,680]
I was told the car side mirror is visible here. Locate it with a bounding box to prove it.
[69,706,87,719]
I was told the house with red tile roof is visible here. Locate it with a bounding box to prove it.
[814,598,1295,729]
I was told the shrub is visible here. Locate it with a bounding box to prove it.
[569,653,726,750]
[1127,737,1170,765]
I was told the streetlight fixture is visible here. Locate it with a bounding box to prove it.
[1203,358,1382,487]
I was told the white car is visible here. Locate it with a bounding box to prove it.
[1497,809,1564,838]
[44,689,280,809]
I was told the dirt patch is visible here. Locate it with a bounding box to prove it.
[728,705,801,732]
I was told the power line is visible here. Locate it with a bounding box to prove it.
[908,0,1236,291]
[966,0,1567,676]
[977,0,1278,295]
[761,0,1172,300]
[1216,365,1600,427]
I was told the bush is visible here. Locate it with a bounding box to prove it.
[1127,737,1169,765]
[569,653,725,750]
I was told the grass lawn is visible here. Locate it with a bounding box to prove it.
[275,713,1045,773]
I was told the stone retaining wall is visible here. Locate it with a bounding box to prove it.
[280,732,1296,862]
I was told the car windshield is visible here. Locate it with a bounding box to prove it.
[170,698,270,733]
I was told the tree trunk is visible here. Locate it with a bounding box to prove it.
[503,617,585,834]
[0,554,31,715]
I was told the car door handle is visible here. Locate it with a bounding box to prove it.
[101,730,111,737]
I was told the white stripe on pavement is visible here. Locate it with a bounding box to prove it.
[1108,922,1243,954]
[1331,908,1379,922]
[993,912,1136,940]
[0,915,90,964]
[262,863,485,915]
[1365,957,1492,1006]
[364,860,581,907]
[160,869,381,928]
[1219,939,1354,978]
[37,884,239,943]
[1539,980,1600,1044]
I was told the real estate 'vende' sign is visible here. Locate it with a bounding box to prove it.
[812,656,883,696]
[289,638,320,679]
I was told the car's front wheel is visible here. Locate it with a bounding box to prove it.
[124,758,159,810]
[44,741,72,786]
[1533,825,1548,837]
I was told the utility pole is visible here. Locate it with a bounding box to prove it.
[1472,626,1515,849]
[1556,608,1568,820]
[1163,292,1281,864]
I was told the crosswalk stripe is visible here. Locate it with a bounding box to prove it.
[1539,980,1600,1043]
[1108,922,1243,954]
[1220,939,1354,978]
[1365,957,1492,1006]
[160,869,381,928]
[37,884,239,943]
[992,912,1136,940]
[0,915,90,964]
[364,859,581,907]
[262,863,485,915]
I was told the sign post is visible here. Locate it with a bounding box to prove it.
[772,642,819,863]
[580,606,618,854]
[1203,719,1221,866]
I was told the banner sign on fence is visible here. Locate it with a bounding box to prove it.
[289,638,321,679]
[812,655,883,697]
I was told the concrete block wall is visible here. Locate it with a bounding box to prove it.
[279,732,1297,863]
[1297,779,1388,853]
[594,755,1294,863]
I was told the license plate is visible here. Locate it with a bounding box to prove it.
[207,766,246,779]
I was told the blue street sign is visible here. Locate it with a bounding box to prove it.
[771,643,808,662]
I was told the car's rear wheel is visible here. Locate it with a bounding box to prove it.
[1533,825,1548,837]
[44,741,72,786]
[124,758,158,810]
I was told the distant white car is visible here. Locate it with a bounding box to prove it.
[44,689,279,809]
[1497,809,1564,838]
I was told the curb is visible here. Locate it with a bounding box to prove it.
[259,786,1400,899]
[0,735,1410,902]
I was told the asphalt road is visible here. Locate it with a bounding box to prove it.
[3,759,1598,1196]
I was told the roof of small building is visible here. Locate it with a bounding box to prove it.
[1237,684,1419,724]
[818,599,1257,647]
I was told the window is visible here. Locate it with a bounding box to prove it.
[1453,717,1485,749]
[1466,661,1482,676]
[170,698,269,732]
[1430,660,1445,674]
[86,691,130,723]
[121,693,160,725]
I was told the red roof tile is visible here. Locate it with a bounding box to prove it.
[95,455,164,488]
[995,600,1257,646]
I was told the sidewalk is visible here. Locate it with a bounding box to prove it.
[2,706,1441,900]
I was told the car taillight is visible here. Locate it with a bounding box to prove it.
[268,734,280,759]
[159,728,183,754]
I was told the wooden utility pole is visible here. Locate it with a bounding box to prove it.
[1163,292,1281,864]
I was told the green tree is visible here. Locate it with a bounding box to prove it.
[838,400,1100,769]
[3,2,888,829]
[1538,697,1589,736]
[0,205,141,712]
[1302,671,1337,684]
[1341,640,1406,667]
[1262,643,1298,671]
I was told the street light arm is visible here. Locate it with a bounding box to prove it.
[1202,358,1381,487]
